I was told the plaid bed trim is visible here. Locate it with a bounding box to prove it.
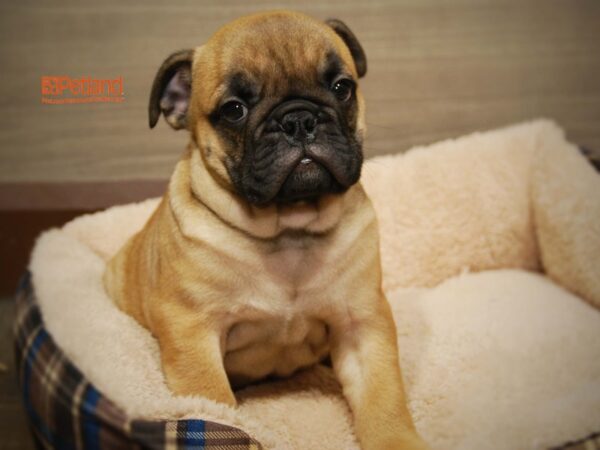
[13,271,262,450]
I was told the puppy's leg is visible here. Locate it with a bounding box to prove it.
[330,293,428,450]
[153,310,236,406]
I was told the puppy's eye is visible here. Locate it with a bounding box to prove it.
[220,100,248,123]
[331,78,354,102]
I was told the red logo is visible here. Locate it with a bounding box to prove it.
[41,76,124,104]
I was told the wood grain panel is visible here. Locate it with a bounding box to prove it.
[0,0,598,182]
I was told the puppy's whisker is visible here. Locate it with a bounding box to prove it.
[362,155,394,165]
[359,165,384,182]
[365,121,400,131]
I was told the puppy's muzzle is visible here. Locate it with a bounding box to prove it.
[242,98,360,206]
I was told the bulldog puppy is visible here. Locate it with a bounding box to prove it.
[104,11,427,450]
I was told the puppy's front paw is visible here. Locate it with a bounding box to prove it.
[165,375,238,407]
[370,432,430,450]
[161,351,237,407]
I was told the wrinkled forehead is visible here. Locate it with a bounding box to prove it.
[193,13,355,110]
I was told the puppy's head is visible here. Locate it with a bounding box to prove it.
[149,11,367,206]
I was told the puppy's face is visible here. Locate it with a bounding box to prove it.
[149,12,367,206]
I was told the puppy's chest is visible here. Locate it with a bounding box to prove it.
[223,312,329,387]
[261,240,322,284]
[221,240,339,387]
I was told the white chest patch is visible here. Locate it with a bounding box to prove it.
[223,314,329,387]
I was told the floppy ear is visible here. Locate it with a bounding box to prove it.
[148,49,194,130]
[325,19,367,78]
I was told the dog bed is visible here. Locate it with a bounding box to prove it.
[15,120,600,450]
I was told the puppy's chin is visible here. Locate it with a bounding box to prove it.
[274,158,345,205]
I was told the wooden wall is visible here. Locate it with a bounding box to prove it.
[1,0,599,183]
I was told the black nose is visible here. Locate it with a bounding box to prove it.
[279,110,317,143]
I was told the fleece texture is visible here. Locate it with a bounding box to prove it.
[29,119,600,450]
[362,120,600,306]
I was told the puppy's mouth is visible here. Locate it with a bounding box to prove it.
[241,140,361,206]
[275,156,344,204]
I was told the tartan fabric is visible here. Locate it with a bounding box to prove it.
[13,271,262,450]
